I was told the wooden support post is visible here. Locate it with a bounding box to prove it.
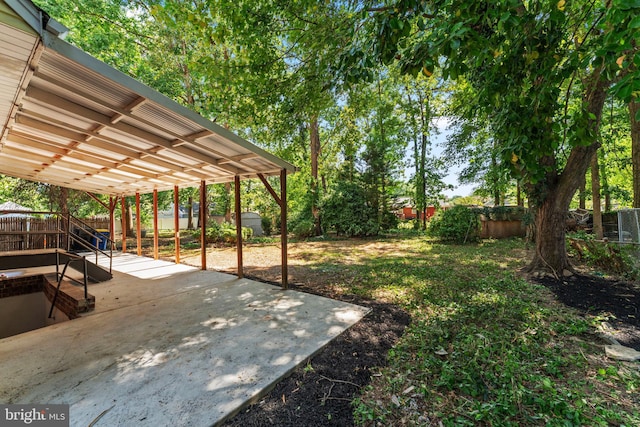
[234,175,243,279]
[109,196,117,248]
[136,192,142,256]
[281,169,288,289]
[174,185,180,264]
[153,189,159,260]
[120,196,126,254]
[257,172,289,289]
[200,180,207,270]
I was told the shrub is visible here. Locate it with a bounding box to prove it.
[397,220,416,230]
[380,210,399,231]
[321,181,379,237]
[261,216,273,236]
[242,226,253,240]
[289,199,317,237]
[567,235,640,280]
[429,205,480,243]
[475,205,528,221]
[192,222,253,244]
[293,219,316,238]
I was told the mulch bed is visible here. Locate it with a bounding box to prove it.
[531,273,640,350]
[222,280,411,427]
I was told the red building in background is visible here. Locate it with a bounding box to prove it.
[400,205,437,221]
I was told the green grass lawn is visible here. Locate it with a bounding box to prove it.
[295,236,639,426]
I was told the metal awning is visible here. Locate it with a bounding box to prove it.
[0,0,296,196]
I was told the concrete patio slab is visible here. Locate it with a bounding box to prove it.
[0,253,369,426]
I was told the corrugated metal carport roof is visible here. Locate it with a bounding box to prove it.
[0,0,296,196]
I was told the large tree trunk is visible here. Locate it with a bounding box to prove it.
[310,115,322,235]
[631,100,640,208]
[600,150,611,212]
[418,93,428,230]
[224,182,232,222]
[124,198,133,237]
[527,69,609,275]
[591,153,603,239]
[579,174,586,209]
[492,155,500,206]
[517,181,523,207]
[187,195,194,230]
[531,194,573,274]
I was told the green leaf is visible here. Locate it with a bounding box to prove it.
[629,15,640,29]
[636,108,640,121]
[389,18,402,30]
[615,0,640,9]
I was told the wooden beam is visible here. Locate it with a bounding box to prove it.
[15,114,213,181]
[6,133,171,182]
[24,87,245,175]
[153,189,159,260]
[218,153,259,165]
[123,96,147,113]
[121,196,126,254]
[258,171,288,289]
[257,173,282,206]
[0,148,152,190]
[174,185,180,264]
[16,108,239,180]
[85,192,110,211]
[281,169,288,289]
[30,73,249,166]
[136,192,142,256]
[200,180,207,270]
[235,175,243,279]
[8,130,179,181]
[172,130,213,147]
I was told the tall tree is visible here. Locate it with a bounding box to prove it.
[631,100,640,208]
[400,73,442,228]
[344,0,639,275]
[445,78,517,205]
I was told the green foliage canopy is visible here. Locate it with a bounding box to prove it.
[343,0,640,204]
[321,181,380,237]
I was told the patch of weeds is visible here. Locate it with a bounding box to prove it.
[567,236,640,280]
[246,236,279,244]
[303,360,314,374]
[182,241,200,250]
[352,392,389,424]
[551,317,589,335]
[346,238,640,426]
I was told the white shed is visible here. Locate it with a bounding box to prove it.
[240,212,263,237]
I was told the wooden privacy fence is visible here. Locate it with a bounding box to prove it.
[0,216,63,251]
[79,218,110,231]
